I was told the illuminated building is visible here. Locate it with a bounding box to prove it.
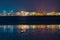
[35,12,42,16]
[58,12,60,15]
[0,11,59,16]
[20,11,29,16]
[29,12,36,16]
[16,12,21,16]
[35,12,47,16]
[16,11,29,16]
[47,13,51,15]
[50,11,57,15]
[7,13,12,16]
[25,12,29,16]
[42,11,47,16]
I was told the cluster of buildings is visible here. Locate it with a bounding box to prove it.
[0,25,60,33]
[0,11,60,16]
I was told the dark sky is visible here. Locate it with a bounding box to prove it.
[0,0,60,12]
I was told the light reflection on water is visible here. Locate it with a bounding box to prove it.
[0,25,60,40]
[0,25,60,33]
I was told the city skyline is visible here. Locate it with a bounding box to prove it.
[0,0,60,40]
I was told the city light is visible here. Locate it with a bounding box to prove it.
[0,11,60,16]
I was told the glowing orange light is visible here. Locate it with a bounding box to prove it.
[36,25,41,29]
[17,25,29,32]
[50,11,57,15]
[51,24,57,32]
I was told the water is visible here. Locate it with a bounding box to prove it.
[0,26,60,40]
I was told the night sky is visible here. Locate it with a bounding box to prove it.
[0,0,60,12]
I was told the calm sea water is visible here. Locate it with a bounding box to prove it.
[0,26,60,40]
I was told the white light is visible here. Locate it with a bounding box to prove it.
[47,25,50,28]
[47,13,51,15]
[21,11,24,13]
[25,12,29,16]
